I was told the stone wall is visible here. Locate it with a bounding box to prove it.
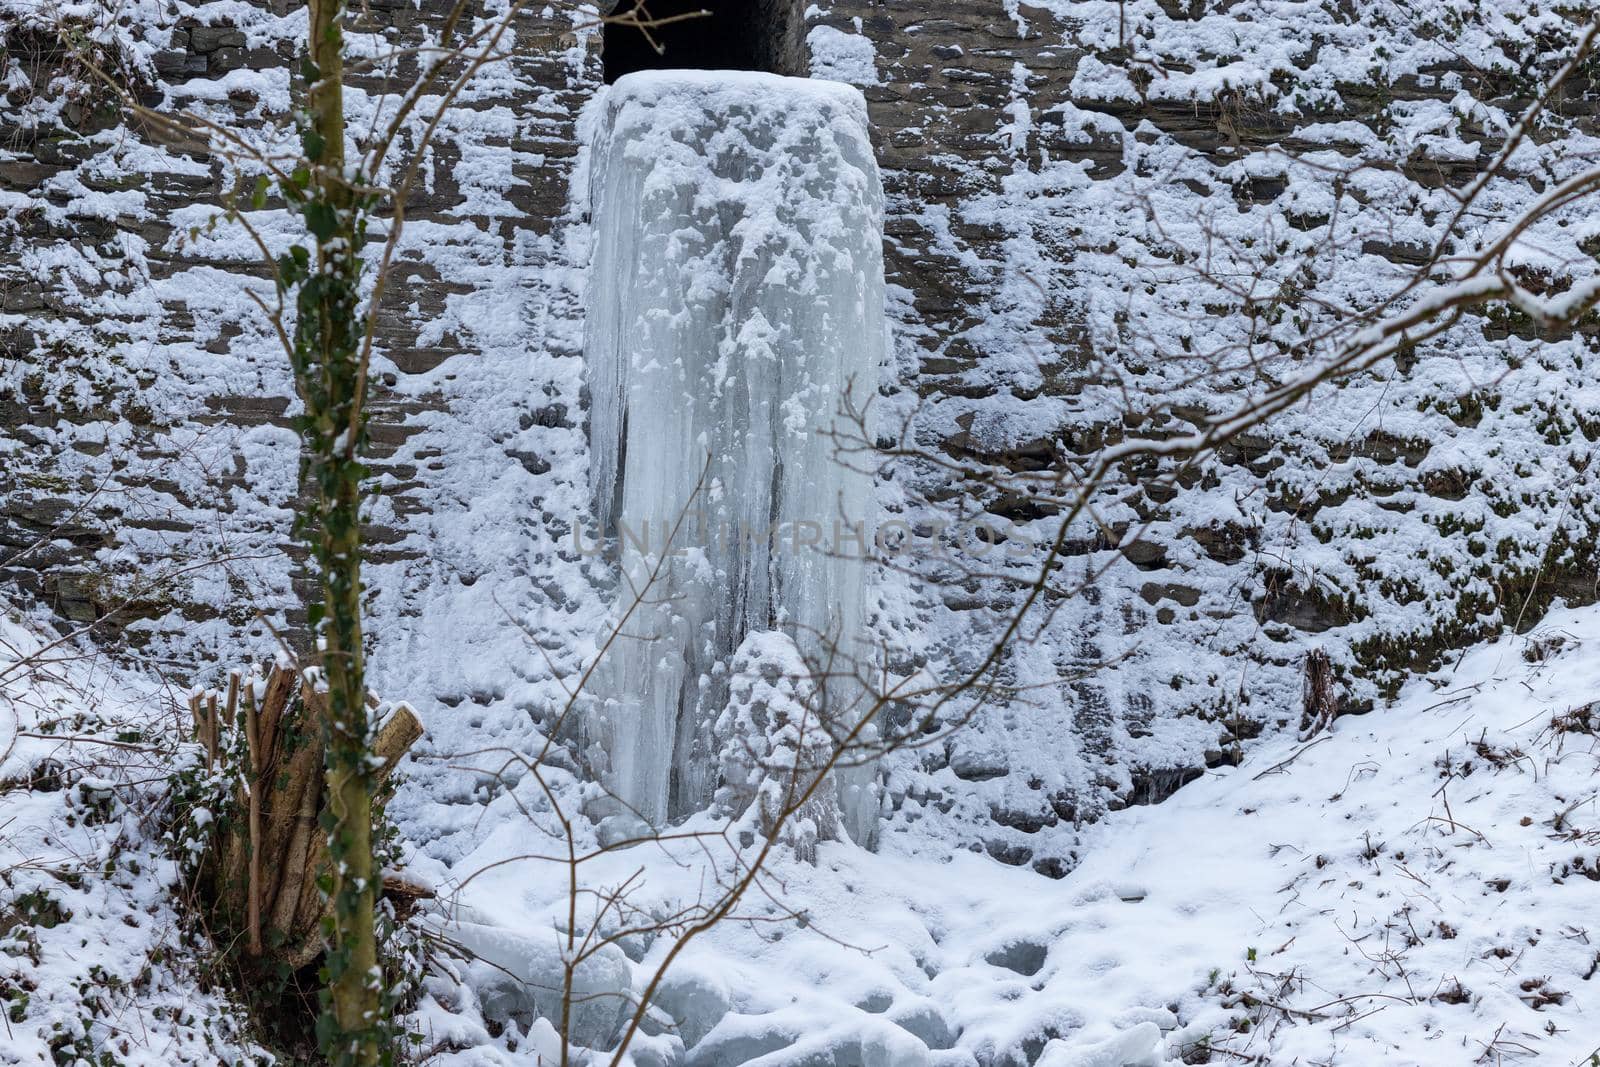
[1,0,599,650]
[799,0,1600,869]
[3,0,1596,870]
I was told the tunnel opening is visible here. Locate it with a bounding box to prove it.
[602,0,807,84]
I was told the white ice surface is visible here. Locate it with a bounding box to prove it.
[582,70,886,839]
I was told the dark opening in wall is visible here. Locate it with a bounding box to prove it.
[602,0,807,84]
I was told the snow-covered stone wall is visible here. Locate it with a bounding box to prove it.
[801,0,1600,873]
[3,0,1597,878]
[0,0,600,662]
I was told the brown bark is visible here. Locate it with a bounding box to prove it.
[190,662,423,974]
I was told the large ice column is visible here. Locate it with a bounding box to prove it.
[583,70,885,843]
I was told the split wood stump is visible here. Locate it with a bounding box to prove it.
[188,662,424,969]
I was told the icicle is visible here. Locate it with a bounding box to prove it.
[583,70,885,843]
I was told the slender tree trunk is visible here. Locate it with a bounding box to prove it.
[298,0,381,1061]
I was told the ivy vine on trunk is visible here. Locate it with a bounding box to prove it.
[275,0,386,1061]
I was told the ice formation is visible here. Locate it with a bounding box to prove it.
[583,70,885,842]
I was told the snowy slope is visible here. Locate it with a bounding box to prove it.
[419,602,1600,1066]
[3,559,1596,1067]
[1035,603,1600,1065]
[0,605,261,1064]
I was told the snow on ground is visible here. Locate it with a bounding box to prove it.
[0,605,261,1065]
[427,603,1600,1066]
[4,555,1598,1067]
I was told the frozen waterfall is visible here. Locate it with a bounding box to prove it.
[582,70,885,844]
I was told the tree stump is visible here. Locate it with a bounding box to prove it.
[188,661,424,968]
[1298,649,1339,741]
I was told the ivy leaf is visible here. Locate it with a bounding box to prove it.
[304,202,338,242]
